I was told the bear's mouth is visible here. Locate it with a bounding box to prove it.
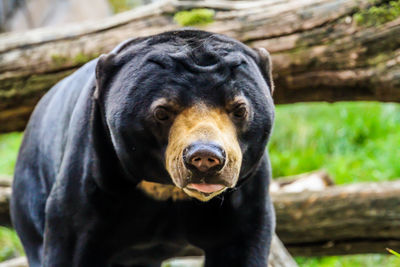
[182,183,228,201]
[186,183,226,194]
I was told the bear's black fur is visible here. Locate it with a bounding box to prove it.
[11,29,276,267]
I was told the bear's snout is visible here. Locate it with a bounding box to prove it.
[183,142,226,173]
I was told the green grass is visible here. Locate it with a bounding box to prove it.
[269,102,400,184]
[0,132,23,176]
[1,102,400,265]
[387,248,400,258]
[296,254,400,267]
[0,133,24,261]
[0,227,24,261]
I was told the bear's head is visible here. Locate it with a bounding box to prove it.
[95,30,274,201]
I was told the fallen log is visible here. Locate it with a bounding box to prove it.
[1,0,400,132]
[1,173,400,255]
[273,180,400,256]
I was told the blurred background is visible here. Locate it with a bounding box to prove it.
[0,0,400,266]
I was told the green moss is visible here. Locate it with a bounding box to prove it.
[367,53,390,65]
[73,53,99,65]
[51,53,99,67]
[354,0,400,26]
[173,9,215,27]
[51,54,68,67]
[108,0,140,13]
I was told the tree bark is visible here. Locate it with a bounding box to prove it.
[0,0,399,132]
[272,180,400,256]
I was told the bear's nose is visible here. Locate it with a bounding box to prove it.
[183,143,225,173]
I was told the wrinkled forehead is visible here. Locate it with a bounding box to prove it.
[134,60,260,98]
[105,37,268,110]
[145,71,262,111]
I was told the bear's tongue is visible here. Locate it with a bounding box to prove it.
[187,183,224,193]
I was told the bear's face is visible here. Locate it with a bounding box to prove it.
[165,102,243,201]
[96,30,274,201]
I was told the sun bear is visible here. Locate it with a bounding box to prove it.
[11,29,275,267]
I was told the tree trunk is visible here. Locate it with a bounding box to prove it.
[0,0,399,132]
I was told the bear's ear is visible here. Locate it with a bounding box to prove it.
[253,47,274,95]
[94,53,117,100]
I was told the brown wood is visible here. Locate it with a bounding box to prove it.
[272,180,400,256]
[0,0,399,132]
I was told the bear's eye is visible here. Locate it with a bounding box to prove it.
[232,105,248,119]
[154,107,170,122]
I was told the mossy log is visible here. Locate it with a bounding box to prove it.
[0,0,399,132]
